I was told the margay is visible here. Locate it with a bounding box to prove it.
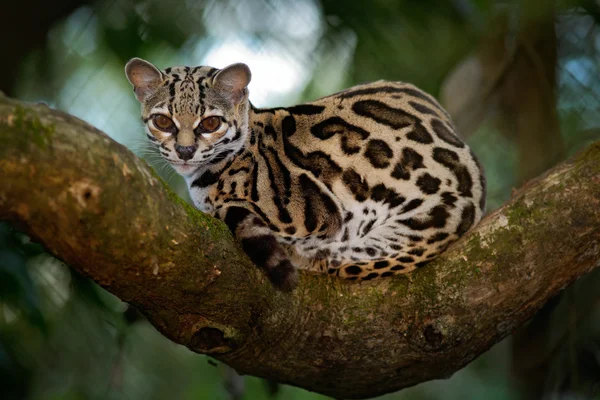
[125,58,486,290]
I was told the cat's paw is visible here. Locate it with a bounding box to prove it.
[266,259,298,291]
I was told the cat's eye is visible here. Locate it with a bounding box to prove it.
[152,114,176,132]
[199,116,221,133]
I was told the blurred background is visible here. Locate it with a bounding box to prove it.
[2,0,600,399]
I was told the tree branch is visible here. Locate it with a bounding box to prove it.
[1,94,599,399]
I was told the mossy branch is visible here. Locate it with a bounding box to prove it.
[1,94,599,399]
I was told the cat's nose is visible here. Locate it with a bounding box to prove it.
[175,145,197,161]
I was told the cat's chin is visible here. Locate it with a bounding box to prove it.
[171,163,199,176]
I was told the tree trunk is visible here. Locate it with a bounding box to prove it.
[441,2,564,182]
[0,94,599,399]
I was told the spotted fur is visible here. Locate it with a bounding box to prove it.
[125,58,486,290]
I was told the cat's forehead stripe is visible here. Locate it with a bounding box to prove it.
[161,66,218,116]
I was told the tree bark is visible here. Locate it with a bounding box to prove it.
[0,94,599,399]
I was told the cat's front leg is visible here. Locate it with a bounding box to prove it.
[219,206,297,291]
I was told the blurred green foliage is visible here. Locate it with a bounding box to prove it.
[2,0,600,399]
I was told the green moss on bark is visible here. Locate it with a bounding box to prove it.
[0,105,55,151]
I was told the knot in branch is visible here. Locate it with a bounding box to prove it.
[191,326,235,354]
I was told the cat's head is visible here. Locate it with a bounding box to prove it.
[125,58,251,176]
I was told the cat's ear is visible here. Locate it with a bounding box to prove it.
[213,63,251,105]
[125,58,164,102]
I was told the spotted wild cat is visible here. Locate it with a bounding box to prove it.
[125,58,486,290]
